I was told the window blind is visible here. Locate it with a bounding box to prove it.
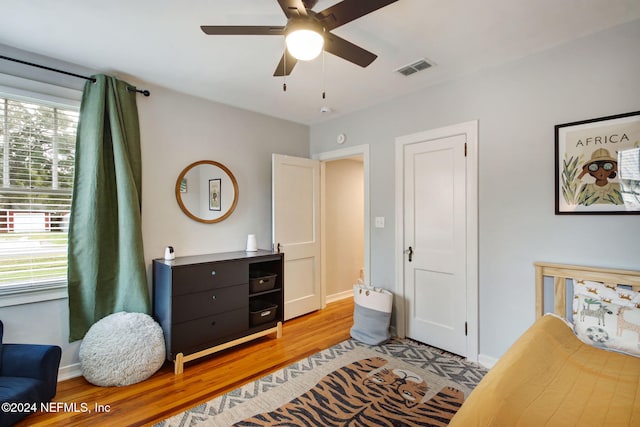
[0,96,78,290]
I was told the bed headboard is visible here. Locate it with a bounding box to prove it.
[534,262,640,319]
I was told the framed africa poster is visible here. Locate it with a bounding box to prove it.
[555,110,640,214]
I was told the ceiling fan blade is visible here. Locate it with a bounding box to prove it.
[273,50,298,76]
[276,0,308,18]
[324,33,377,68]
[315,0,398,31]
[201,25,285,35]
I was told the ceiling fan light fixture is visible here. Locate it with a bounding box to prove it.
[285,20,324,61]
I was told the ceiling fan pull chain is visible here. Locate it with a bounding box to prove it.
[322,48,326,99]
[283,38,287,92]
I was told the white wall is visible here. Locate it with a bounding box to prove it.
[310,20,640,361]
[325,158,364,297]
[0,46,309,375]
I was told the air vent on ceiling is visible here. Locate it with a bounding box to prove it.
[396,59,433,76]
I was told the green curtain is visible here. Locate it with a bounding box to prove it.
[67,74,150,341]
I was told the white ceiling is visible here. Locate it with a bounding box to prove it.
[1,0,639,125]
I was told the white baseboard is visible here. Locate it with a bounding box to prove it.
[478,353,498,369]
[58,362,82,381]
[326,289,353,304]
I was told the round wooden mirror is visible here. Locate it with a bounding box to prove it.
[175,160,238,223]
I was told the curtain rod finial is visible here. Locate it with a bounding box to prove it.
[127,86,151,96]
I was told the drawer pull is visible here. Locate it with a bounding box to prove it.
[261,310,272,317]
[211,295,216,300]
[211,271,216,276]
[211,321,216,326]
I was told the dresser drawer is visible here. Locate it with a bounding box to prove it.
[172,284,248,323]
[172,260,248,295]
[172,308,248,354]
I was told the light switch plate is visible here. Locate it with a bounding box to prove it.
[375,217,385,228]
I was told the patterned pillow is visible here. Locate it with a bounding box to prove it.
[573,278,638,304]
[573,294,640,357]
[571,279,639,318]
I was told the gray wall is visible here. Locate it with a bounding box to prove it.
[137,83,309,262]
[309,19,640,360]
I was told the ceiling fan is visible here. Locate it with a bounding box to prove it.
[201,0,399,77]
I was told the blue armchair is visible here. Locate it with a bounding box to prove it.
[0,320,61,427]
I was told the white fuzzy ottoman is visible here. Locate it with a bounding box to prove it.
[79,312,165,386]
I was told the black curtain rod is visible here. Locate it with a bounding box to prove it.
[0,55,150,96]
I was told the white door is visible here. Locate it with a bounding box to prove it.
[400,126,473,357]
[272,154,322,320]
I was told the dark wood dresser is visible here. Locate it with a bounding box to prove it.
[153,249,284,374]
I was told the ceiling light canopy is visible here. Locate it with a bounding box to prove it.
[285,20,324,61]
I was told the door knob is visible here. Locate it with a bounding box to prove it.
[406,246,413,262]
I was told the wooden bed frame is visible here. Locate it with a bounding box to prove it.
[451,261,640,426]
[534,262,640,320]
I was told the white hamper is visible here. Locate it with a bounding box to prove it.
[350,284,393,345]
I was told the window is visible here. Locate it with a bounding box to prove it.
[0,95,78,294]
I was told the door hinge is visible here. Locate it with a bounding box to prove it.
[464,143,467,157]
[465,322,468,336]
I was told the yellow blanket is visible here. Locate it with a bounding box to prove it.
[450,315,640,426]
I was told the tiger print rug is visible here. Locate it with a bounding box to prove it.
[155,338,487,427]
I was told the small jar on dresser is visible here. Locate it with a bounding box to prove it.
[153,249,284,374]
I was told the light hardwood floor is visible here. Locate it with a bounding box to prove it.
[18,298,354,427]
